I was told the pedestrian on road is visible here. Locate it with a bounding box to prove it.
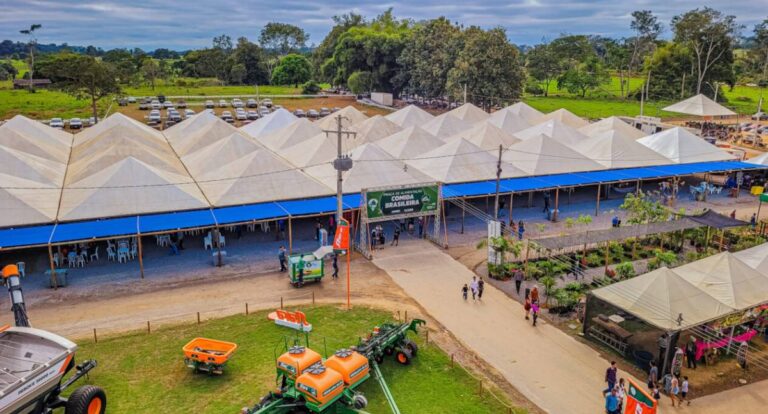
[332,253,339,279]
[681,376,690,406]
[657,333,669,368]
[461,284,468,301]
[615,378,626,412]
[669,374,680,407]
[418,217,424,238]
[647,361,658,390]
[517,220,525,240]
[750,213,757,229]
[470,277,478,301]
[603,361,618,396]
[730,210,736,219]
[524,295,531,320]
[531,301,539,326]
[477,277,485,300]
[391,226,400,246]
[652,383,661,401]
[530,286,539,304]
[685,336,697,370]
[604,388,619,414]
[542,192,550,213]
[514,269,524,295]
[278,246,287,272]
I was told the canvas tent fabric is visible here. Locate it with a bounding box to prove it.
[164,111,239,156]
[503,134,604,175]
[277,132,338,168]
[0,115,73,162]
[637,128,735,164]
[385,105,434,128]
[504,102,544,123]
[316,106,368,130]
[181,131,263,176]
[351,115,403,144]
[678,252,768,309]
[573,130,671,169]
[685,209,748,229]
[444,122,520,150]
[733,243,768,276]
[406,138,524,184]
[578,116,647,140]
[239,108,298,138]
[662,94,736,117]
[487,110,531,134]
[746,152,768,166]
[256,118,322,151]
[513,119,589,147]
[376,126,444,158]
[533,108,589,128]
[421,113,473,139]
[447,103,489,123]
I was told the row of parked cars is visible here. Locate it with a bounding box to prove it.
[48,117,95,130]
[146,107,196,126]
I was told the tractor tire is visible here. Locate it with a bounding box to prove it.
[65,385,107,414]
[353,393,368,409]
[403,339,419,357]
[375,354,384,364]
[395,348,413,365]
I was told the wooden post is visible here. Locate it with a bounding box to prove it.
[632,239,637,260]
[93,328,98,343]
[636,180,641,195]
[461,197,465,234]
[147,321,151,334]
[719,229,725,252]
[523,241,531,277]
[508,193,514,226]
[197,312,201,324]
[485,196,489,214]
[280,296,284,309]
[450,353,454,367]
[595,184,601,216]
[215,227,223,267]
[659,233,664,250]
[553,188,560,222]
[288,216,293,254]
[246,302,249,315]
[137,235,145,279]
[47,244,58,290]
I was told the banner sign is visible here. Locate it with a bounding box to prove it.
[365,185,438,219]
[333,219,350,250]
[625,378,656,414]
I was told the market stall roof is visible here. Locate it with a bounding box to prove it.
[257,118,322,151]
[534,219,698,250]
[745,152,768,166]
[164,110,239,157]
[385,105,434,128]
[406,138,524,183]
[513,119,589,146]
[444,122,520,150]
[447,103,489,123]
[685,209,748,229]
[573,130,671,169]
[592,267,736,330]
[487,110,531,134]
[504,102,544,123]
[679,252,768,309]
[421,113,473,139]
[316,106,368,130]
[637,127,735,163]
[533,108,589,128]
[578,116,646,140]
[503,134,603,175]
[351,115,403,143]
[277,132,338,168]
[239,108,298,138]
[376,126,444,158]
[733,243,768,276]
[181,131,263,176]
[662,94,736,117]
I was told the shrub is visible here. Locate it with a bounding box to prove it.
[553,288,581,310]
[586,252,603,267]
[301,80,321,94]
[347,71,373,94]
[615,262,635,280]
[524,80,544,95]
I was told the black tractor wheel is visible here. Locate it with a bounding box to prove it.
[395,348,413,365]
[374,354,384,364]
[353,393,368,409]
[65,385,107,414]
[403,339,419,357]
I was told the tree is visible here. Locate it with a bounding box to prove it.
[526,43,560,96]
[232,37,269,85]
[549,35,595,70]
[746,19,768,82]
[619,190,670,224]
[44,54,120,122]
[556,56,610,97]
[19,24,41,92]
[229,63,247,85]
[397,17,463,98]
[628,10,662,75]
[259,22,309,56]
[347,71,373,94]
[312,13,364,83]
[672,8,742,94]
[446,27,525,104]
[212,34,234,54]
[0,61,18,80]
[141,59,161,90]
[301,80,321,94]
[271,54,312,86]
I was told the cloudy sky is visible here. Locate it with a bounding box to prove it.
[0,0,763,50]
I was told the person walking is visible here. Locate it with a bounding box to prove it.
[542,192,550,213]
[615,378,626,413]
[418,217,424,238]
[477,277,485,300]
[530,286,539,305]
[657,333,669,369]
[177,231,185,250]
[647,361,658,390]
[391,225,400,246]
[730,210,736,219]
[332,253,339,279]
[669,374,680,407]
[461,284,468,301]
[517,220,525,240]
[750,213,757,229]
[685,337,697,370]
[514,269,524,295]
[524,294,532,320]
[651,383,661,401]
[470,277,478,301]
[603,361,618,396]
[681,376,690,406]
[604,388,620,414]
[531,301,539,326]
[278,246,287,272]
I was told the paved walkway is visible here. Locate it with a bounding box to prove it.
[372,239,643,414]
[691,379,768,413]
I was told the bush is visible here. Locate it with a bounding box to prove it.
[347,71,373,94]
[585,252,603,267]
[614,262,635,280]
[524,80,544,95]
[553,288,581,311]
[301,80,321,94]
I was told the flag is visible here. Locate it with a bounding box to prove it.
[333,219,350,251]
[625,378,656,414]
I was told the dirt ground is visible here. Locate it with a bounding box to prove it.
[7,252,540,413]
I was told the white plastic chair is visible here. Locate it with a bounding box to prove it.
[76,255,86,268]
[130,243,138,259]
[261,222,270,233]
[16,262,25,278]
[53,253,59,267]
[203,234,212,250]
[67,252,77,268]
[117,249,128,263]
[90,246,100,262]
[107,246,116,261]
[247,223,256,232]
[218,235,226,248]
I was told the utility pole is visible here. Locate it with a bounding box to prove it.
[19,24,42,93]
[463,84,467,104]
[326,115,356,221]
[493,144,502,220]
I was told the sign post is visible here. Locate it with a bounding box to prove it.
[333,219,351,309]
[625,378,657,414]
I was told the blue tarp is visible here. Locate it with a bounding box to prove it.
[278,196,338,216]
[51,217,138,243]
[444,181,497,197]
[0,225,55,249]
[213,202,287,225]
[139,209,216,234]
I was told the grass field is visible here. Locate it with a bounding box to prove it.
[121,79,320,97]
[71,306,515,414]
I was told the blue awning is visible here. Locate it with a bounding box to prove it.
[213,202,287,225]
[51,217,138,243]
[278,196,338,216]
[139,209,216,234]
[0,225,55,249]
[501,177,550,192]
[444,181,497,197]
[342,194,362,209]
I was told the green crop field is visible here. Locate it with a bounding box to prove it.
[71,306,517,414]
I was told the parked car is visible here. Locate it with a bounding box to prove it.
[163,101,174,108]
[86,117,96,127]
[127,96,137,103]
[753,112,768,121]
[117,98,128,106]
[69,118,83,129]
[164,120,177,128]
[150,100,161,110]
[246,98,258,108]
[307,109,319,119]
[293,109,306,118]
[262,98,273,108]
[232,98,244,108]
[138,100,150,110]
[274,105,284,110]
[205,100,215,109]
[49,118,64,128]
[319,107,331,117]
[218,99,228,108]
[221,111,234,123]
[184,109,196,119]
[165,107,175,114]
[148,110,161,124]
[247,110,259,120]
[259,108,270,117]
[235,108,247,120]
[175,100,186,108]
[332,107,341,113]
[168,110,182,122]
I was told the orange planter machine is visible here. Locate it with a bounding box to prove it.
[183,337,238,375]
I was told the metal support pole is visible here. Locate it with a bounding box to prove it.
[461,198,465,234]
[553,188,560,222]
[595,183,601,216]
[493,144,502,220]
[47,244,57,290]
[137,235,145,279]
[508,193,514,226]
[288,216,293,254]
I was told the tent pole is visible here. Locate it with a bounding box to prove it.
[442,199,449,248]
[528,192,533,208]
[288,216,293,254]
[636,180,641,195]
[137,235,145,279]
[595,184,601,216]
[719,229,725,252]
[47,244,58,290]
[553,188,560,222]
[508,193,514,226]
[604,242,609,275]
[705,226,711,251]
[460,197,465,234]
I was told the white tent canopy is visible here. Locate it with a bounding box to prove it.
[240,108,298,138]
[407,138,524,184]
[0,115,72,162]
[316,106,368,130]
[444,122,520,150]
[504,102,544,123]
[257,118,323,151]
[385,105,434,128]
[680,252,768,309]
[277,132,338,168]
[573,130,671,169]
[578,116,646,140]
[165,111,238,157]
[513,119,590,146]
[376,126,444,158]
[487,110,531,134]
[421,113,473,139]
[181,131,263,176]
[745,152,768,167]
[533,108,589,128]
[448,103,489,123]
[733,243,768,276]
[503,134,603,175]
[351,115,403,144]
[637,127,735,164]
[662,94,736,117]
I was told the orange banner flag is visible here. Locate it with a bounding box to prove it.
[333,219,350,250]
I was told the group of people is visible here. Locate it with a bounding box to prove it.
[523,286,540,326]
[370,223,403,250]
[461,276,485,301]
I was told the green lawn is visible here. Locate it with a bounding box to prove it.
[122,79,329,97]
[0,87,103,120]
[71,306,516,414]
